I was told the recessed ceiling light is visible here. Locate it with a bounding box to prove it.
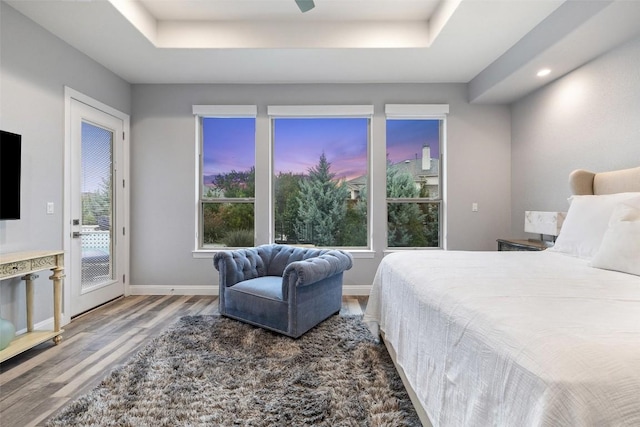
[537,68,551,77]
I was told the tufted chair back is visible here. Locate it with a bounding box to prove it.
[215,244,333,288]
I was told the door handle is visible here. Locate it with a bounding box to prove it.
[72,231,85,238]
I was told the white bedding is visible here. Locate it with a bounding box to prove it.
[363,250,640,427]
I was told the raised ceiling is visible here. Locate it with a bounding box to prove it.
[6,0,640,103]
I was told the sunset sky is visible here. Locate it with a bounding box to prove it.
[202,117,440,181]
[82,121,113,193]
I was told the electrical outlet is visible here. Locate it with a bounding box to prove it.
[47,202,54,214]
[472,202,478,212]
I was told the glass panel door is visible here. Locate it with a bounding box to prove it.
[68,97,125,317]
[80,122,114,289]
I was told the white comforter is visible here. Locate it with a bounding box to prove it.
[364,250,640,427]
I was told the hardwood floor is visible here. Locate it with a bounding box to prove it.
[0,295,368,426]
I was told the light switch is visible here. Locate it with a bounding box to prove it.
[47,202,54,214]
[472,202,478,212]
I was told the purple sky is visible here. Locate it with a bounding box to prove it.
[273,118,367,181]
[203,117,440,181]
[386,119,440,163]
[202,117,255,177]
[82,121,112,193]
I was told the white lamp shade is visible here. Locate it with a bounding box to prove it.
[525,211,566,236]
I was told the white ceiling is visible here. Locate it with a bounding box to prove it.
[141,0,443,22]
[6,0,640,103]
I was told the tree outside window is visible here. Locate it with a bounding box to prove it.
[386,119,442,248]
[273,117,368,248]
[201,117,255,248]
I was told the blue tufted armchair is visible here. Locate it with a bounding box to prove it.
[213,244,353,338]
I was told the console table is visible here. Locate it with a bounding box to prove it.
[0,250,65,363]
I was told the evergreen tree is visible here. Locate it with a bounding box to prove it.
[386,165,428,247]
[274,172,303,242]
[339,199,367,246]
[82,176,111,228]
[338,183,367,246]
[295,153,348,246]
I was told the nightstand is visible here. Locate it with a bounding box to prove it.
[497,238,547,251]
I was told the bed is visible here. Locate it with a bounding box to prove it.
[364,166,640,427]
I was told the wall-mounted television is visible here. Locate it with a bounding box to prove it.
[0,130,22,220]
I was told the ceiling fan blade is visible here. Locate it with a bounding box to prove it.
[295,0,315,13]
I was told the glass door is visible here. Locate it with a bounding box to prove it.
[69,98,125,316]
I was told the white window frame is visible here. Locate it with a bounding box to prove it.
[268,105,374,250]
[193,105,257,252]
[384,104,449,250]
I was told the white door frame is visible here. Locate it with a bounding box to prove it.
[63,87,130,326]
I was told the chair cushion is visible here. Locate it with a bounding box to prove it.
[224,276,289,333]
[228,276,283,301]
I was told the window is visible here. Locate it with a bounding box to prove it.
[193,104,445,253]
[269,106,372,248]
[385,105,447,248]
[194,106,256,249]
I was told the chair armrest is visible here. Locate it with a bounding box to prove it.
[282,250,353,288]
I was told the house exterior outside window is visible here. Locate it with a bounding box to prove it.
[385,104,448,249]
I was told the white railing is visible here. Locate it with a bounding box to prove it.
[81,230,110,250]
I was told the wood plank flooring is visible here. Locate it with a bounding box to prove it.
[0,295,368,426]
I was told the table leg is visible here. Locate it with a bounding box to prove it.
[21,273,38,332]
[49,266,65,345]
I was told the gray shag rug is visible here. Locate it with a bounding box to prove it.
[47,315,421,427]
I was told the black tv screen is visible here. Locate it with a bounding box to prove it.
[0,130,21,220]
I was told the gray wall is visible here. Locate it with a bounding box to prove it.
[511,35,640,238]
[130,84,512,290]
[0,3,131,329]
[1,0,514,312]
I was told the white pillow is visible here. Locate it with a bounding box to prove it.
[549,192,640,260]
[590,202,640,276]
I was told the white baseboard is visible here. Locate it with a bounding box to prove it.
[343,285,372,296]
[128,284,371,296]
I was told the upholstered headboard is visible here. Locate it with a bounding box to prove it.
[569,166,640,195]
